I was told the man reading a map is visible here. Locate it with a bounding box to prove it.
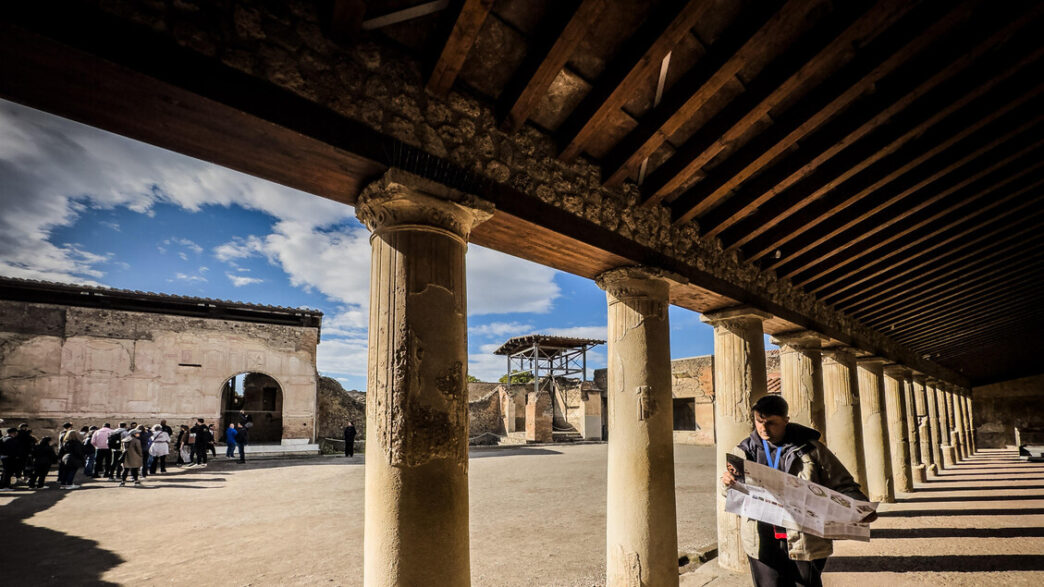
[722,395,874,586]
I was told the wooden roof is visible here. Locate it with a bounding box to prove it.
[379,0,1043,384]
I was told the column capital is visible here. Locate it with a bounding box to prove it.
[595,266,674,300]
[911,371,928,384]
[700,305,772,325]
[883,364,913,379]
[820,345,857,364]
[356,169,494,242]
[771,330,827,348]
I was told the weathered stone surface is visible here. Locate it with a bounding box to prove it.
[821,347,867,491]
[972,373,1044,448]
[0,301,318,441]
[857,358,893,503]
[525,390,552,442]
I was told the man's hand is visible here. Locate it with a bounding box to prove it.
[722,463,738,488]
[861,511,878,523]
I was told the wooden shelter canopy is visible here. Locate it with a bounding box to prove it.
[1,0,1041,385]
[493,335,605,358]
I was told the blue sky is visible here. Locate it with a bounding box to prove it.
[0,98,764,391]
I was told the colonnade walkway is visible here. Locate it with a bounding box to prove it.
[684,448,1044,586]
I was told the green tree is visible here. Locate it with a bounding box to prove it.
[499,370,534,384]
[466,374,480,383]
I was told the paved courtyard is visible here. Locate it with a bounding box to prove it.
[1,444,718,586]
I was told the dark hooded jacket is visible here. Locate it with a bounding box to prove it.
[733,423,867,561]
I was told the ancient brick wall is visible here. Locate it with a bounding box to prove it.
[973,374,1044,448]
[0,300,319,442]
[468,388,502,438]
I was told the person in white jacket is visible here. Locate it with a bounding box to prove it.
[148,425,171,474]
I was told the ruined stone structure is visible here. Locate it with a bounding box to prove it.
[4,1,1039,582]
[0,277,322,448]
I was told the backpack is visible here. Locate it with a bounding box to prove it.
[108,431,122,450]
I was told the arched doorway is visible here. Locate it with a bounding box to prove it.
[220,372,283,443]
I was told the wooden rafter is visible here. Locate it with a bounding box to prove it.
[797,157,1044,292]
[556,0,710,162]
[709,23,1044,243]
[426,0,494,96]
[498,0,607,133]
[758,88,1044,271]
[669,2,976,226]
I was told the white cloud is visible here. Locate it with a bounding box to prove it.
[545,325,608,341]
[0,99,352,284]
[317,337,369,377]
[178,252,188,261]
[166,237,203,254]
[226,272,263,287]
[101,221,120,231]
[469,321,533,338]
[173,272,207,283]
[213,235,265,263]
[467,245,560,315]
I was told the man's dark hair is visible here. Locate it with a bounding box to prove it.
[62,422,72,429]
[751,394,789,418]
[197,418,205,424]
[118,422,127,428]
[6,428,17,434]
[104,422,111,428]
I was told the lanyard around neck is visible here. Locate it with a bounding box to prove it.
[762,438,782,470]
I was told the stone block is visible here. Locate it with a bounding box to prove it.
[525,391,552,443]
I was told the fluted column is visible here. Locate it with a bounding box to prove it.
[932,379,956,469]
[911,374,930,483]
[357,171,493,587]
[772,331,826,433]
[900,371,921,480]
[857,357,894,503]
[958,387,972,457]
[883,366,912,493]
[597,267,678,587]
[949,384,966,460]
[964,390,977,454]
[702,307,771,572]
[821,347,868,490]
[924,379,944,472]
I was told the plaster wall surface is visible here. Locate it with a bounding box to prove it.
[973,373,1044,448]
[0,300,319,440]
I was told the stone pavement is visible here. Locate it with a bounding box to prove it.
[680,448,1044,586]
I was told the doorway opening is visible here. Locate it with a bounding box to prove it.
[220,372,283,443]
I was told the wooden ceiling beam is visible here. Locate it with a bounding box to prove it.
[768,104,1044,276]
[713,26,1044,247]
[669,2,975,226]
[498,0,608,133]
[823,207,1044,307]
[426,0,494,96]
[897,302,1043,349]
[803,168,1044,296]
[788,135,1044,287]
[604,0,876,192]
[933,325,1044,361]
[556,0,710,162]
[855,247,1044,324]
[870,267,1044,336]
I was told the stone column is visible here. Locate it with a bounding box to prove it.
[821,347,868,490]
[883,366,912,493]
[900,372,921,480]
[924,379,944,472]
[911,374,930,483]
[958,387,972,457]
[597,267,678,587]
[772,331,826,433]
[948,384,966,460]
[857,357,894,503]
[964,390,977,454]
[702,307,772,572]
[933,380,957,469]
[357,171,493,587]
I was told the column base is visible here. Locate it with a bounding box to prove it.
[912,464,927,484]
[941,445,957,469]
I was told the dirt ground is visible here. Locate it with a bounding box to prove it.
[0,444,718,586]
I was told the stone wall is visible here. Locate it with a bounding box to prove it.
[0,300,319,442]
[973,373,1044,448]
[468,388,502,438]
[316,376,365,443]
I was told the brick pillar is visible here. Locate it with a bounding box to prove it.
[702,307,771,572]
[357,171,493,587]
[821,347,868,491]
[597,267,678,587]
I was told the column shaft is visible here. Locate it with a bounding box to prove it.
[598,268,678,587]
[821,348,868,490]
[925,382,944,471]
[902,375,921,470]
[703,308,771,572]
[857,359,894,503]
[912,377,931,482]
[774,333,826,433]
[935,383,956,469]
[883,367,912,493]
[358,172,492,587]
[965,392,977,454]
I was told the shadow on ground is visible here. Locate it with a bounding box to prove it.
[0,489,123,584]
[871,527,1044,539]
[826,554,1044,572]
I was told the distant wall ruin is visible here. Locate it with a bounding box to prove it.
[973,373,1044,448]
